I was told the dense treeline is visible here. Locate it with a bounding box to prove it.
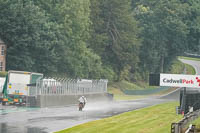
[0,0,199,81]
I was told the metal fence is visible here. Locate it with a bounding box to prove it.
[29,78,108,96]
[179,89,200,114]
[171,109,200,133]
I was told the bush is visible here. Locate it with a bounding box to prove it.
[0,71,7,77]
[101,66,117,82]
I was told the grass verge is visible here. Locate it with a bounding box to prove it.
[184,63,196,75]
[55,102,183,133]
[108,86,146,100]
[109,80,149,90]
[168,59,185,74]
[169,58,196,75]
[107,81,155,100]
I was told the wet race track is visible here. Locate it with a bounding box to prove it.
[0,96,177,133]
[0,58,199,133]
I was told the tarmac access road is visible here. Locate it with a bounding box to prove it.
[0,58,199,133]
[178,58,200,75]
[179,58,200,93]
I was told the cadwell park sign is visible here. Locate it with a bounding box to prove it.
[149,73,200,88]
[160,73,200,88]
[149,73,200,116]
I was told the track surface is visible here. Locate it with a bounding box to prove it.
[0,58,199,133]
[0,98,175,133]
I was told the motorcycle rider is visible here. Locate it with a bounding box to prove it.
[78,96,87,111]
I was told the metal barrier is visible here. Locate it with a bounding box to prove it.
[171,110,200,133]
[32,78,108,96]
[185,124,195,133]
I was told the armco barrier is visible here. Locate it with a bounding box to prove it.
[183,52,200,58]
[185,124,195,133]
[171,110,200,133]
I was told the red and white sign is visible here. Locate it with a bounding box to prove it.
[160,73,200,88]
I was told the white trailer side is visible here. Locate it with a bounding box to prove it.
[7,71,31,96]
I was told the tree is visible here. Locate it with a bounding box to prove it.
[184,0,200,53]
[0,0,59,75]
[90,0,141,81]
[35,0,103,78]
[134,0,189,79]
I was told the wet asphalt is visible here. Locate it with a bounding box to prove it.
[0,58,199,133]
[0,97,176,133]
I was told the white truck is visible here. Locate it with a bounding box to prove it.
[2,70,43,105]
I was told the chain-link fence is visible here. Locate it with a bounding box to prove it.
[29,78,108,96]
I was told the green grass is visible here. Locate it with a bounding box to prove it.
[184,64,196,75]
[168,59,185,74]
[108,86,146,100]
[179,56,200,61]
[169,58,196,75]
[107,81,158,100]
[55,102,183,133]
[169,57,196,75]
[177,56,196,74]
[109,80,145,90]
[108,80,158,91]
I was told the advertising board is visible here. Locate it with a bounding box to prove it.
[160,73,200,88]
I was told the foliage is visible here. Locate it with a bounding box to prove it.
[167,58,196,75]
[185,0,200,53]
[0,71,7,77]
[89,0,141,81]
[167,59,185,74]
[110,80,145,90]
[0,0,199,82]
[35,0,103,78]
[0,0,59,75]
[134,0,190,80]
[184,64,196,75]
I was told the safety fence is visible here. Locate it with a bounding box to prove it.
[183,52,200,58]
[179,89,200,115]
[121,86,170,95]
[29,78,108,96]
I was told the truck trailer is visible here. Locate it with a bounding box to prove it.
[2,70,43,106]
